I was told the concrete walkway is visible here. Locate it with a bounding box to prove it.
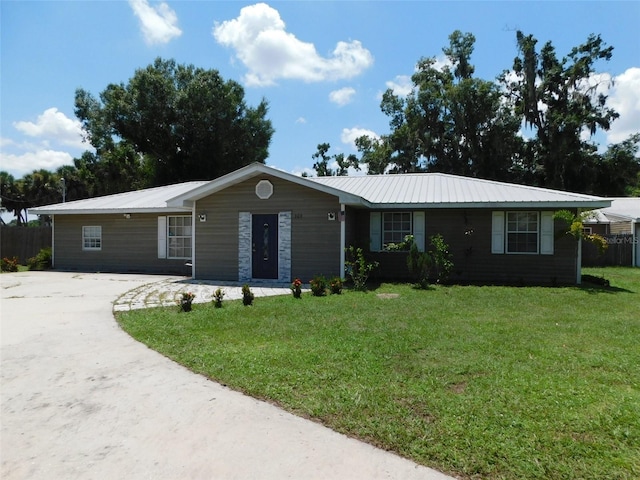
[113,277,299,311]
[1,271,453,480]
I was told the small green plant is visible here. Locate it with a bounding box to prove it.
[344,246,379,291]
[242,284,254,306]
[384,234,414,251]
[554,209,608,254]
[429,234,453,283]
[290,278,303,298]
[1,256,19,272]
[212,288,225,308]
[407,242,431,289]
[329,276,343,294]
[310,275,327,296]
[27,247,52,271]
[406,234,453,287]
[178,292,195,312]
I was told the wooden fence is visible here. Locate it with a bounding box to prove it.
[0,226,52,264]
[582,234,634,267]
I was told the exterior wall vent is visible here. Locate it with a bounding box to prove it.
[255,180,273,200]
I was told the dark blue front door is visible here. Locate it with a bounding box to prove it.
[252,214,278,279]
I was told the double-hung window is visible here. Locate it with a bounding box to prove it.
[383,212,412,247]
[167,216,192,259]
[82,226,102,251]
[492,211,554,255]
[506,212,539,253]
[370,211,425,252]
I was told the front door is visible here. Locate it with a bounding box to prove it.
[252,214,278,279]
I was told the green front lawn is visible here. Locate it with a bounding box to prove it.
[116,267,640,479]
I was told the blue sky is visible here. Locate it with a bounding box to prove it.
[1,1,639,180]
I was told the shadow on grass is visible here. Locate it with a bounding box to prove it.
[578,283,634,295]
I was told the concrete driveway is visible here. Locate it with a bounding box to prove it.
[1,271,453,480]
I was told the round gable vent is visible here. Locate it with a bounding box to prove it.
[255,180,273,199]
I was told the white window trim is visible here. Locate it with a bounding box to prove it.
[369,211,425,252]
[82,225,102,251]
[506,211,540,255]
[492,211,555,256]
[166,215,192,260]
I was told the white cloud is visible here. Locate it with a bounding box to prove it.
[13,108,85,149]
[129,0,182,46]
[0,150,74,176]
[385,75,412,97]
[329,87,356,106]
[606,67,640,144]
[0,137,16,148]
[341,127,379,150]
[295,117,307,124]
[212,3,373,86]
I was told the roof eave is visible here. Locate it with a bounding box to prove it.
[364,200,612,209]
[29,207,192,215]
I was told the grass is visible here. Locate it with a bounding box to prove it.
[116,267,640,479]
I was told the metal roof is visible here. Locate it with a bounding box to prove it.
[29,181,207,215]
[584,197,640,223]
[29,165,611,215]
[310,173,610,208]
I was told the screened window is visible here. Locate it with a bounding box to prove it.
[506,212,539,253]
[167,216,192,259]
[383,212,412,247]
[82,226,102,251]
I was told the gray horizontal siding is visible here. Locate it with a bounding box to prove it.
[53,214,189,275]
[194,176,342,281]
[352,208,578,285]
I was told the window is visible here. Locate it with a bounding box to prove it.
[492,211,554,255]
[82,226,102,250]
[370,211,425,252]
[167,216,192,259]
[506,211,539,253]
[383,212,412,247]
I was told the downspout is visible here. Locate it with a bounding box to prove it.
[576,208,582,285]
[340,204,346,279]
[191,203,196,279]
[633,219,638,267]
[51,215,55,268]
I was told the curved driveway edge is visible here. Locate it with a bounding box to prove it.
[1,271,453,480]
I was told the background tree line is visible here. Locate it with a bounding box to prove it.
[2,32,639,225]
[312,30,640,197]
[1,58,274,225]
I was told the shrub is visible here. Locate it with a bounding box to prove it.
[242,284,254,306]
[406,234,453,287]
[407,242,431,289]
[1,256,19,273]
[310,275,327,296]
[290,278,303,298]
[212,288,225,308]
[429,234,453,283]
[555,209,609,255]
[27,247,52,271]
[384,234,414,252]
[178,292,195,312]
[329,276,343,294]
[344,246,379,291]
